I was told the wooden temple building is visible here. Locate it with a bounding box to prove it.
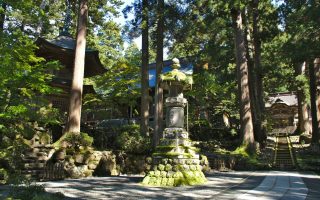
[265,92,301,135]
[35,34,106,116]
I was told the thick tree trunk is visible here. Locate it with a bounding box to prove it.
[0,1,6,32]
[140,0,149,136]
[65,0,88,134]
[232,9,255,151]
[243,8,261,145]
[309,60,319,145]
[315,58,320,138]
[153,0,164,148]
[252,0,266,144]
[295,62,311,134]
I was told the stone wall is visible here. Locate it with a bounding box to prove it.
[21,147,211,180]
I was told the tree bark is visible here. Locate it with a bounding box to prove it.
[252,0,266,144]
[315,58,320,139]
[0,1,7,33]
[295,62,311,134]
[243,8,261,144]
[232,9,255,151]
[140,0,149,137]
[65,0,88,134]
[309,60,319,144]
[153,0,164,148]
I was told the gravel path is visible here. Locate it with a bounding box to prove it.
[38,171,320,200]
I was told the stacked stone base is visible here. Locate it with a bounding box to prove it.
[142,129,207,186]
[142,157,206,186]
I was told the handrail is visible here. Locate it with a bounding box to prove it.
[286,134,295,166]
[273,133,278,166]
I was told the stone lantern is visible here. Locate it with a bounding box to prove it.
[142,58,206,186]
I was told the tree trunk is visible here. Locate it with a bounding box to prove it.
[232,9,255,151]
[153,0,164,148]
[65,0,88,134]
[309,60,319,144]
[252,0,266,144]
[140,0,149,137]
[0,1,6,32]
[315,58,320,139]
[295,62,311,134]
[243,8,261,144]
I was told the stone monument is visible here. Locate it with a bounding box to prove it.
[142,58,206,186]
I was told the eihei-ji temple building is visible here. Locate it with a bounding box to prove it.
[265,92,301,135]
[35,33,106,115]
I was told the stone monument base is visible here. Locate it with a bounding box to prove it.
[142,128,206,186]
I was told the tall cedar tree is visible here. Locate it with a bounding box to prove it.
[65,0,88,133]
[309,60,319,145]
[232,8,255,151]
[153,0,164,148]
[252,0,265,144]
[296,62,311,134]
[315,58,320,138]
[141,0,150,136]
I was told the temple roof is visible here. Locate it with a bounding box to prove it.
[265,92,298,108]
[35,35,107,78]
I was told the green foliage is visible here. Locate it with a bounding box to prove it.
[63,132,93,149]
[94,44,141,110]
[115,124,151,154]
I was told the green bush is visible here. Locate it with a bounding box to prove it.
[63,132,93,148]
[115,124,151,154]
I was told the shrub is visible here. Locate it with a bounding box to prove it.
[63,132,93,149]
[115,124,151,154]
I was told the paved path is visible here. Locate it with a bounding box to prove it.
[38,171,320,200]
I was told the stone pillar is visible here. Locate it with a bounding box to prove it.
[142,58,206,186]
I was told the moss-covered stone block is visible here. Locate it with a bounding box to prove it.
[161,178,168,185]
[165,164,172,171]
[142,176,150,185]
[183,164,190,170]
[186,159,192,165]
[158,164,165,171]
[173,171,183,178]
[149,171,155,177]
[190,165,197,171]
[160,171,167,178]
[167,171,174,178]
[155,178,162,186]
[167,178,175,186]
[162,158,168,164]
[154,170,161,177]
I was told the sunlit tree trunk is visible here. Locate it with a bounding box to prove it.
[296,62,311,134]
[309,60,319,145]
[252,0,266,145]
[232,9,255,151]
[153,0,164,148]
[140,0,149,136]
[65,0,88,134]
